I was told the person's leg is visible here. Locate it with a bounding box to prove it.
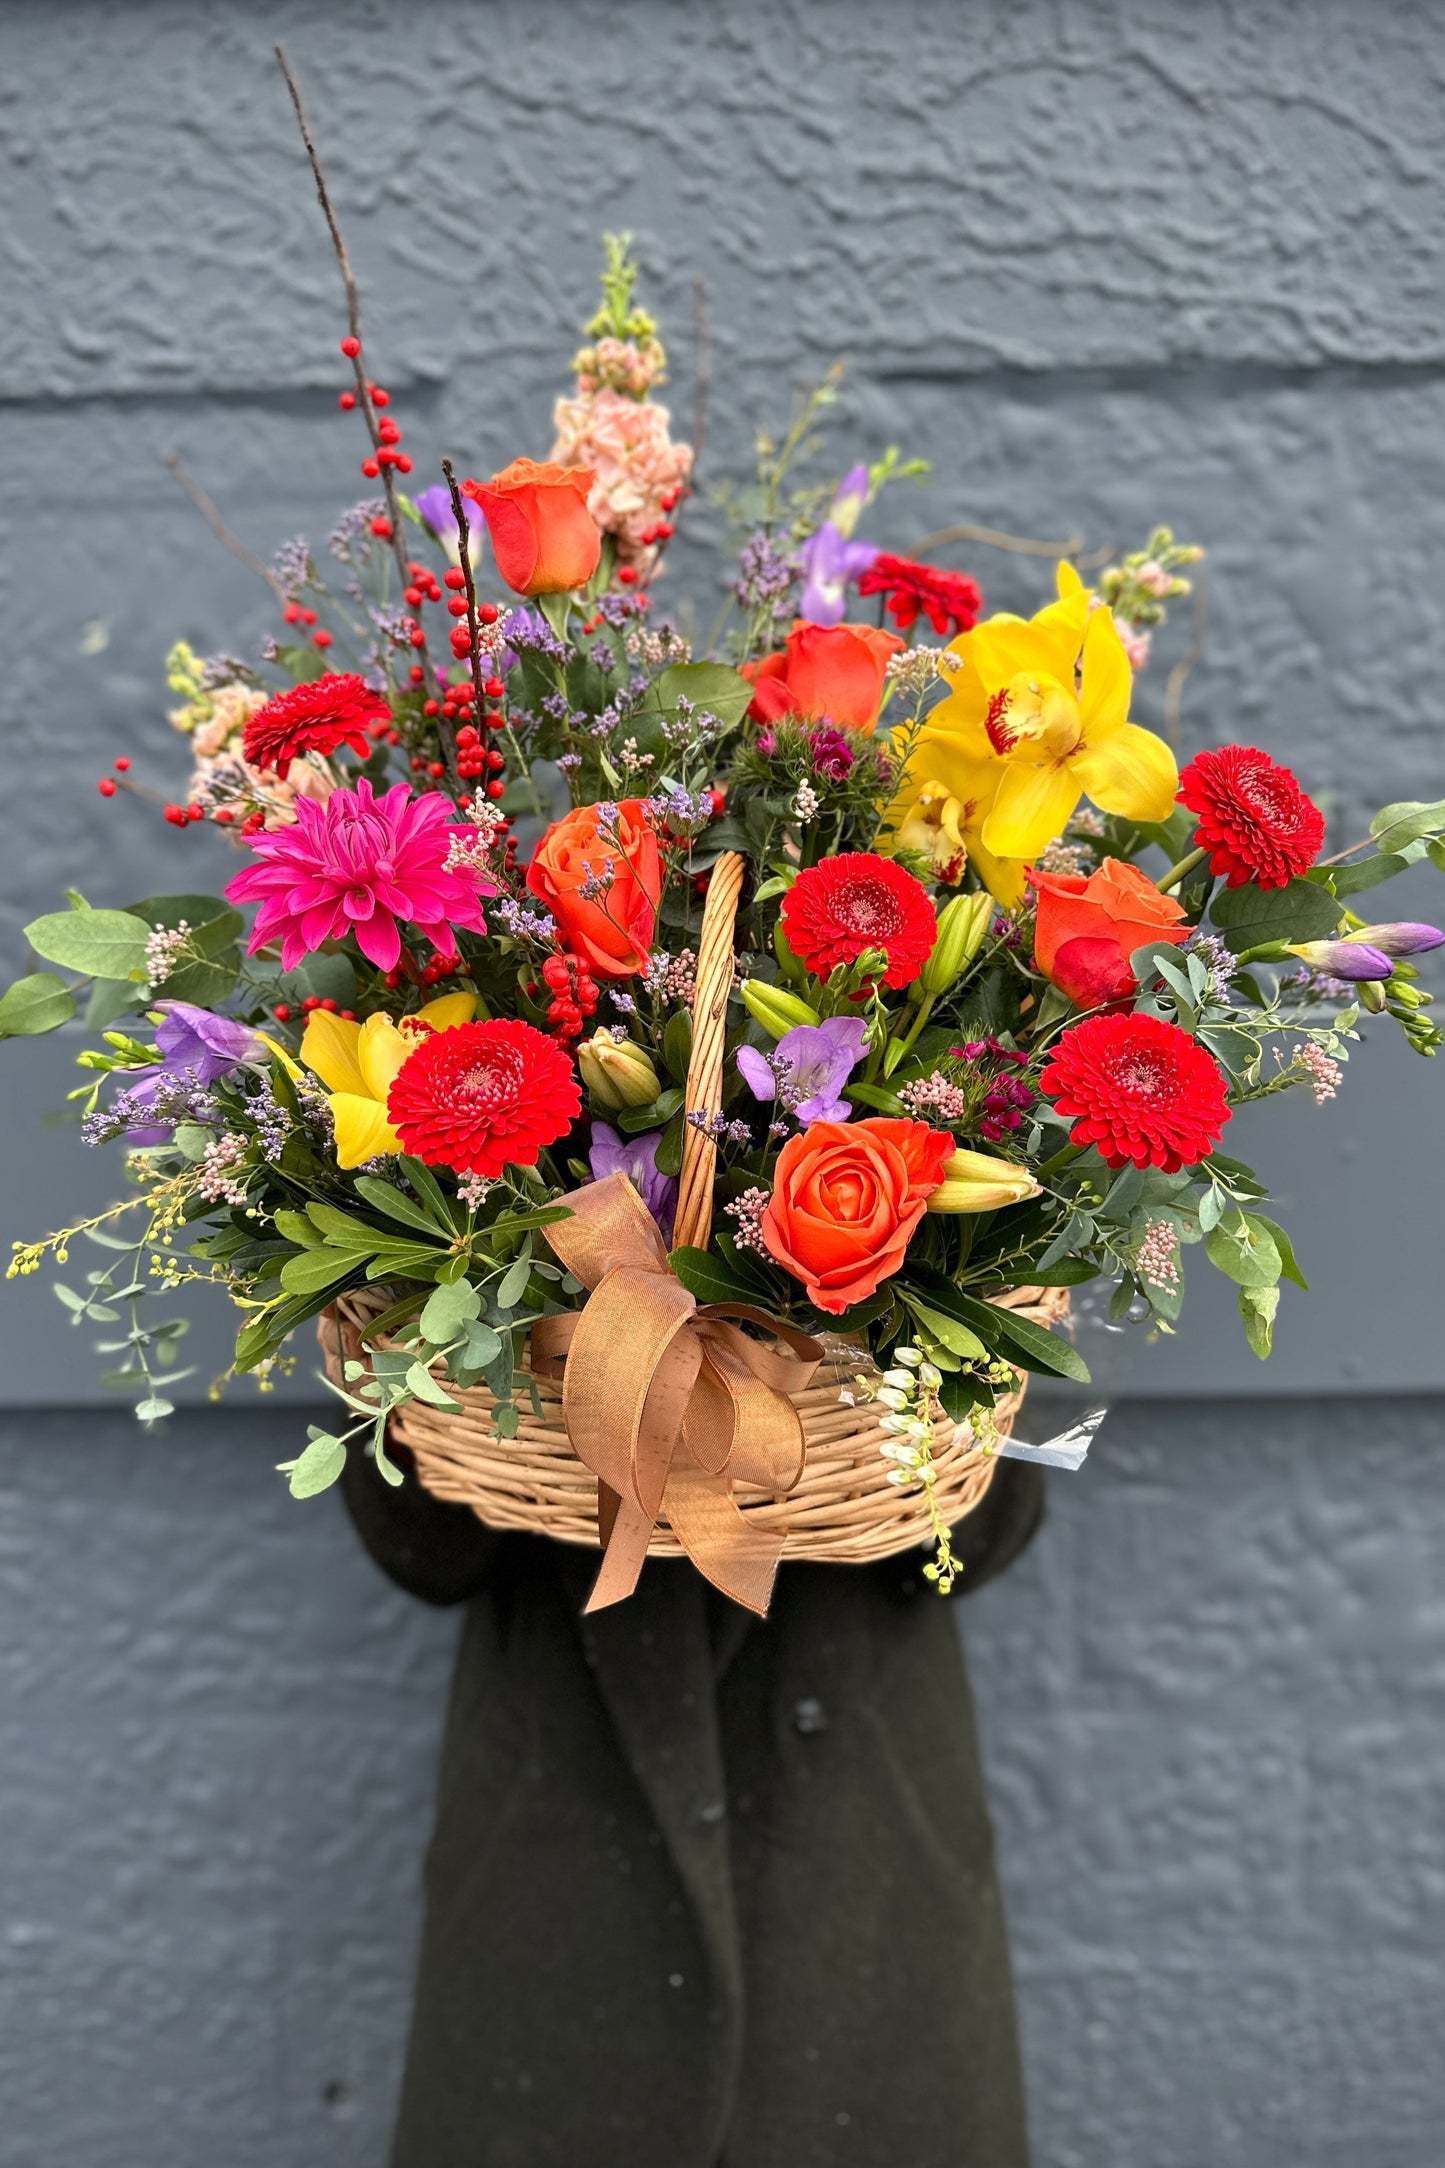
[717,1564,1030,2168]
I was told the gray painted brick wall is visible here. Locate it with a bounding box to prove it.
[3,3,1444,2162]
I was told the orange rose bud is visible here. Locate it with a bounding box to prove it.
[741,621,906,732]
[463,458,602,597]
[526,799,662,980]
[761,1116,954,1315]
[1028,856,1188,1010]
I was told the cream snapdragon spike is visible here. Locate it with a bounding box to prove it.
[225,778,493,973]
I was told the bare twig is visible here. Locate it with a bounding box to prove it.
[161,453,288,606]
[274,44,432,684]
[438,459,481,790]
[690,274,711,479]
[909,520,1087,560]
[1162,566,1209,749]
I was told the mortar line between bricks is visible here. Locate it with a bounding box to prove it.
[5,355,1445,414]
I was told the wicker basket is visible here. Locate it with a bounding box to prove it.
[320,851,1067,1568]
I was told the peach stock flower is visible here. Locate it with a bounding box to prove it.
[550,384,693,571]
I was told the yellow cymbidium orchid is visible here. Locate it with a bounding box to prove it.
[885,564,1178,897]
[881,757,1029,910]
[301,992,476,1167]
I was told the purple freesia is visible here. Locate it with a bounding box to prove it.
[1288,921,1445,981]
[798,464,879,625]
[736,1015,869,1124]
[117,1004,263,1144]
[589,1122,678,1244]
[156,1003,263,1077]
[799,523,880,627]
[1350,922,1445,957]
[413,484,486,564]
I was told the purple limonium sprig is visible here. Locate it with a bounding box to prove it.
[1286,922,1445,981]
[734,531,800,617]
[589,1122,678,1245]
[735,1015,868,1125]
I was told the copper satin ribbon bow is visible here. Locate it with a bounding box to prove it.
[530,1173,824,1615]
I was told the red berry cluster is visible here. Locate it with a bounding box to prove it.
[454,724,506,790]
[339,336,413,482]
[95,757,134,800]
[298,995,358,1021]
[282,597,328,652]
[404,561,443,613]
[540,952,598,1040]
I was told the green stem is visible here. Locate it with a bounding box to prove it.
[1157,845,1208,894]
[889,991,937,1064]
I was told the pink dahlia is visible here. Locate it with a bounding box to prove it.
[225,778,492,973]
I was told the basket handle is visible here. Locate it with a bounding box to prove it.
[672,850,745,1252]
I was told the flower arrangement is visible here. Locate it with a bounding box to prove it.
[9,71,1444,1604]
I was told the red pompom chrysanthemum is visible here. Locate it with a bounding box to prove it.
[1039,1012,1231,1172]
[781,852,937,990]
[242,673,392,779]
[856,553,983,638]
[1177,744,1325,890]
[388,1019,582,1179]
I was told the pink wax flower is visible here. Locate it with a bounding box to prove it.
[226,778,492,972]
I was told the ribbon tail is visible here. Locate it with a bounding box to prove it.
[663,1458,785,1617]
[585,1486,659,1612]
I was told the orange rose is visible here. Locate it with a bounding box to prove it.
[761,1117,953,1314]
[527,799,662,980]
[1028,856,1188,1008]
[463,458,602,596]
[741,621,905,732]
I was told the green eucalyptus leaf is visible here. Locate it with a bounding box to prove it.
[24,908,151,979]
[405,1360,463,1409]
[496,1256,533,1310]
[1239,1282,1280,1359]
[0,973,76,1037]
[462,1319,503,1368]
[420,1279,482,1344]
[85,977,142,1028]
[1248,1213,1308,1290]
[284,1431,349,1498]
[1204,1215,1280,1290]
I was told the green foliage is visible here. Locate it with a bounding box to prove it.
[0,973,75,1037]
[24,907,151,979]
[1208,879,1342,954]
